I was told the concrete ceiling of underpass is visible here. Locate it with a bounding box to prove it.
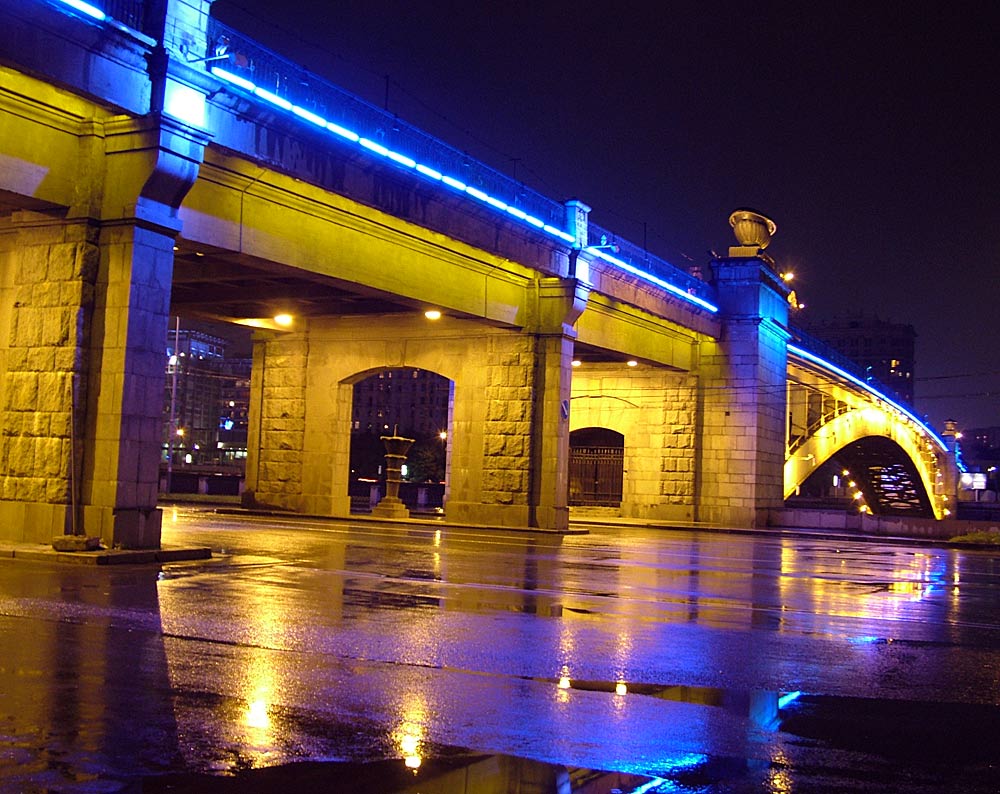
[170,242,421,323]
[169,241,644,366]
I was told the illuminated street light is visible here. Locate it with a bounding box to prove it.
[424,309,442,320]
[273,313,293,327]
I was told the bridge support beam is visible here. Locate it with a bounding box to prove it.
[697,255,790,528]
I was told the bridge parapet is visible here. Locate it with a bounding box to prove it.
[204,18,569,237]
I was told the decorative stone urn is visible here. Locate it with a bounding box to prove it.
[371,434,415,519]
[729,208,777,250]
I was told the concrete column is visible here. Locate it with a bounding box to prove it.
[526,332,575,530]
[80,218,179,546]
[697,252,790,528]
[523,278,589,531]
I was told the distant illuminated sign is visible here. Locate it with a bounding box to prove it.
[962,472,987,490]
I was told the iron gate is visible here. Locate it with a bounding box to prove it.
[569,446,624,506]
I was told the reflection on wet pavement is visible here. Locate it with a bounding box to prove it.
[2,508,1000,792]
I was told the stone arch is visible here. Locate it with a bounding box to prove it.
[569,366,697,522]
[246,316,554,526]
[347,366,453,512]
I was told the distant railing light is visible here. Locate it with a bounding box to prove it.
[253,86,292,111]
[589,248,719,313]
[787,343,949,452]
[291,106,327,127]
[211,67,254,92]
[57,0,106,21]
[415,164,442,180]
[327,122,360,143]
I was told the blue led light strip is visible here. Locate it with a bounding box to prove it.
[788,343,948,452]
[210,68,717,313]
[589,248,719,313]
[55,0,106,21]
[211,67,576,246]
[47,0,718,316]
[628,778,668,794]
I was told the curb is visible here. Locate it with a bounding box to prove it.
[0,545,212,566]
[212,507,591,535]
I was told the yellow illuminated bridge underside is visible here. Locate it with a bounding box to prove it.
[784,356,948,519]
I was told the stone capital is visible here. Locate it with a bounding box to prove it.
[101,112,211,233]
[527,277,590,335]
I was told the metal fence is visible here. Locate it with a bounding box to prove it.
[194,18,724,311]
[788,325,910,408]
[587,220,716,306]
[104,0,145,32]
[569,447,624,506]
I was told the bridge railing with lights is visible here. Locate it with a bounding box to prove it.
[205,18,569,233]
[103,0,145,31]
[788,326,909,406]
[587,221,714,305]
[203,18,718,311]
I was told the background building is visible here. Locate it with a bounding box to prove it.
[352,368,452,437]
[350,369,452,484]
[163,326,251,471]
[800,313,916,403]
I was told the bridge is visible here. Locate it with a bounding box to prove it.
[0,0,960,547]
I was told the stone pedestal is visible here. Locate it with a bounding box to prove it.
[371,435,414,519]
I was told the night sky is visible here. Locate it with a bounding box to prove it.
[211,1,999,433]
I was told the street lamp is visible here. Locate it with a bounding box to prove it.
[167,316,180,493]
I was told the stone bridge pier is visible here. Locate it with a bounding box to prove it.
[0,0,214,547]
[0,114,209,547]
[244,278,586,532]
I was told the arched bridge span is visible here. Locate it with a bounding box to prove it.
[785,342,957,519]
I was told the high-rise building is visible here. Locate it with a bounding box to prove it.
[163,328,251,468]
[800,313,916,403]
[351,368,452,438]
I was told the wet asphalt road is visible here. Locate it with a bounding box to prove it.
[1,507,999,792]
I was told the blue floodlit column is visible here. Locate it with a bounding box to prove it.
[697,250,791,528]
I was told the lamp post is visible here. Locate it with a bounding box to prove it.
[166,316,180,494]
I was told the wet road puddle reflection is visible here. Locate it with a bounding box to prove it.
[141,752,662,793]
[140,685,1000,793]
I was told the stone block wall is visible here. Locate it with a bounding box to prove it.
[244,335,308,509]
[569,364,697,521]
[481,335,534,507]
[0,219,97,540]
[245,317,573,528]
